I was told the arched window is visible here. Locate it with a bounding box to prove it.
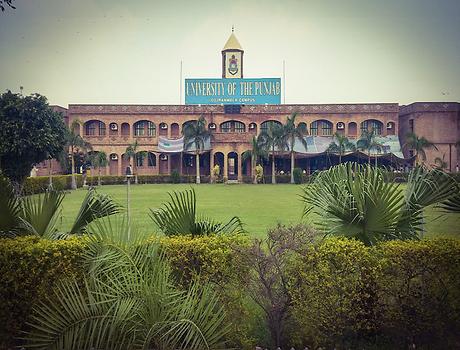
[348,122,357,137]
[148,152,156,167]
[260,120,282,133]
[220,120,246,133]
[171,123,180,137]
[361,120,383,135]
[134,121,156,137]
[136,153,144,167]
[310,120,332,136]
[298,122,308,134]
[85,120,106,136]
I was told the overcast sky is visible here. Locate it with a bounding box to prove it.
[0,0,459,107]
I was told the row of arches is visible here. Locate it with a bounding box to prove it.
[79,119,396,138]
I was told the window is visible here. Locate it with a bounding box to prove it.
[310,121,318,136]
[370,120,382,135]
[147,122,156,136]
[136,153,144,167]
[86,122,96,136]
[98,121,106,136]
[134,121,156,137]
[409,119,414,133]
[360,120,368,134]
[321,121,332,136]
[220,121,245,133]
[148,153,156,167]
[261,120,282,133]
[135,122,145,136]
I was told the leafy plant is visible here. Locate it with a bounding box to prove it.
[259,122,285,184]
[293,168,303,184]
[404,132,438,166]
[183,116,211,184]
[326,132,356,164]
[242,135,268,184]
[67,120,92,189]
[357,128,384,165]
[301,163,457,245]
[150,189,244,236]
[282,113,308,184]
[23,218,230,350]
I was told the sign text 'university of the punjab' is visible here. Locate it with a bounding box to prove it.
[185,78,281,105]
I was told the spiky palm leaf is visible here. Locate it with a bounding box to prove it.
[301,163,457,245]
[439,192,460,213]
[150,189,244,236]
[70,188,122,234]
[24,217,230,350]
[0,174,22,237]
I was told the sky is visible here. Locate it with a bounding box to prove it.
[0,0,459,107]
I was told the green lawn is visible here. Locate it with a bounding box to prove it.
[59,184,460,239]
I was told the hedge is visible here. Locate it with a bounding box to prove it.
[23,174,83,194]
[2,235,460,349]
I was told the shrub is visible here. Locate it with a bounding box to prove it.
[170,170,181,183]
[293,168,303,184]
[0,236,86,349]
[23,174,83,194]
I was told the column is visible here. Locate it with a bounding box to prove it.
[167,124,171,138]
[223,153,228,181]
[117,156,122,176]
[209,150,214,182]
[237,152,242,182]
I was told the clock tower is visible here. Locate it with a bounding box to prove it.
[222,28,244,79]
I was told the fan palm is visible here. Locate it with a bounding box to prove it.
[67,120,92,190]
[433,154,448,171]
[23,217,230,350]
[326,132,356,164]
[0,174,121,238]
[150,188,244,236]
[183,116,211,184]
[242,135,268,184]
[357,128,384,165]
[259,122,285,184]
[404,132,438,166]
[282,113,308,184]
[91,151,108,186]
[301,163,457,245]
[125,140,145,184]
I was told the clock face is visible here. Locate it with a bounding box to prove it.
[224,51,242,78]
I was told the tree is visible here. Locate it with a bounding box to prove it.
[67,120,92,190]
[242,135,268,184]
[326,132,356,164]
[282,113,308,184]
[150,189,244,237]
[125,140,146,185]
[183,116,211,184]
[0,91,67,188]
[404,132,438,166]
[301,163,457,246]
[259,122,285,184]
[357,128,384,165]
[0,0,15,12]
[91,151,108,186]
[433,154,448,171]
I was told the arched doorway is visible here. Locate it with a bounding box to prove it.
[227,152,238,180]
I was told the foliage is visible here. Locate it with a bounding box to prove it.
[243,135,269,184]
[0,91,67,185]
[259,122,285,184]
[237,224,317,348]
[292,167,303,184]
[150,189,245,237]
[357,128,384,164]
[170,169,181,183]
[67,119,92,189]
[0,236,85,349]
[89,151,108,186]
[404,132,438,165]
[301,163,457,245]
[23,174,82,194]
[183,116,211,184]
[22,218,230,350]
[0,174,122,238]
[281,113,308,183]
[0,0,15,12]
[255,164,264,183]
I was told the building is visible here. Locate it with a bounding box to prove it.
[39,32,460,178]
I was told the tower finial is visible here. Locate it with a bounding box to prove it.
[232,25,234,33]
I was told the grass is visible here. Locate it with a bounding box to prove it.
[58,183,460,239]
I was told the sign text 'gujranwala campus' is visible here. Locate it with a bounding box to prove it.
[39,30,459,181]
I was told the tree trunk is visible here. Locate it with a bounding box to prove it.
[48,159,53,189]
[71,147,77,190]
[252,155,257,184]
[290,151,295,184]
[368,151,371,165]
[339,153,342,164]
[375,155,378,167]
[98,168,101,186]
[133,156,138,184]
[196,151,201,184]
[271,148,276,184]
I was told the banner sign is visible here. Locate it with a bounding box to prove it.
[185,78,281,105]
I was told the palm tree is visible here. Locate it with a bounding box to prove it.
[433,154,448,171]
[326,132,356,164]
[67,120,92,190]
[301,163,457,246]
[23,217,230,349]
[183,116,211,184]
[282,113,308,184]
[125,141,147,184]
[357,128,384,166]
[404,132,438,166]
[150,188,244,236]
[242,135,268,184]
[0,174,121,238]
[91,151,108,186]
[260,122,285,184]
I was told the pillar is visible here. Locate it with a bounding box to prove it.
[167,123,171,138]
[117,157,122,176]
[237,152,242,182]
[224,153,228,181]
[209,150,214,181]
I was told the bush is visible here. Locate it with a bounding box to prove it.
[23,174,83,194]
[293,168,302,184]
[287,238,460,349]
[170,170,181,183]
[0,236,86,349]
